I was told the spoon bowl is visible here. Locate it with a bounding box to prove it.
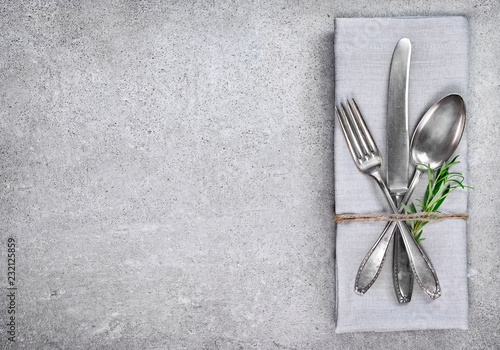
[400,93,466,208]
[410,94,466,170]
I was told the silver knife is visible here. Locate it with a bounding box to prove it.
[387,38,413,303]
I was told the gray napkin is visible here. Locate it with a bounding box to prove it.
[334,17,469,333]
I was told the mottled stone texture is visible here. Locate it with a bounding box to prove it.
[0,1,498,349]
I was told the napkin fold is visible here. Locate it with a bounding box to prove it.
[334,17,469,333]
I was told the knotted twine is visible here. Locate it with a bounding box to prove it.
[333,212,469,223]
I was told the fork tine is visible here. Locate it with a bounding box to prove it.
[336,105,362,161]
[340,102,365,158]
[346,99,372,156]
[350,98,378,154]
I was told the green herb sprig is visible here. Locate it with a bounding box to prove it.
[402,155,472,242]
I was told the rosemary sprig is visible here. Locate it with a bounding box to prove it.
[402,155,472,242]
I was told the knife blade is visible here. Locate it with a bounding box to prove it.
[386,38,413,303]
[387,38,411,193]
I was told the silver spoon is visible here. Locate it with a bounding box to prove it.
[355,93,466,296]
[402,93,466,204]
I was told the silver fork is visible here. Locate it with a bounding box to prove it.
[335,99,441,300]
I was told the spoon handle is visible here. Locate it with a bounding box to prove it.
[374,174,441,300]
[400,168,423,209]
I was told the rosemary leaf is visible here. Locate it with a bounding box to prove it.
[403,155,472,242]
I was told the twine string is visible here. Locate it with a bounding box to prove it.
[333,212,469,223]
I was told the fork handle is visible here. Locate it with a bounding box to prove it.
[356,219,414,301]
[355,219,395,294]
[374,174,441,300]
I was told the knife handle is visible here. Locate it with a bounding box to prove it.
[392,193,414,303]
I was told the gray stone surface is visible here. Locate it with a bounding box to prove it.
[0,1,498,349]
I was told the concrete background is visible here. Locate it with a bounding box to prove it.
[0,1,498,349]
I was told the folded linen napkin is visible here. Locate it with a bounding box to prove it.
[334,16,469,333]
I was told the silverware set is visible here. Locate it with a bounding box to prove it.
[336,39,467,302]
